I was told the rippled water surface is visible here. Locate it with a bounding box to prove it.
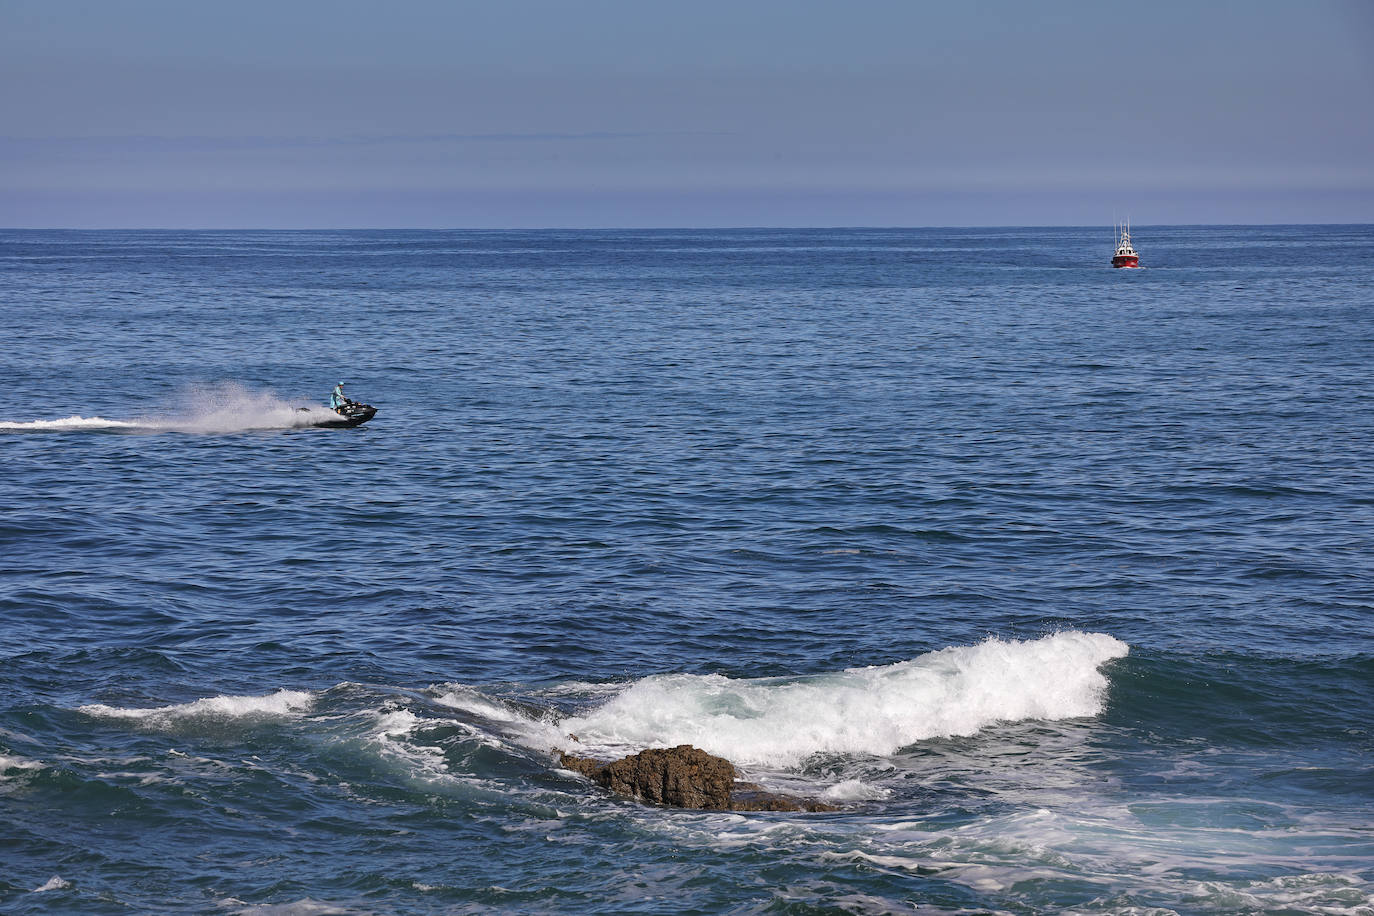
[2,227,1373,914]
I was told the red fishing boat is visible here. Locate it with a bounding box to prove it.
[1111,220,1140,268]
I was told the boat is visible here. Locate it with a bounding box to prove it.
[1112,220,1140,268]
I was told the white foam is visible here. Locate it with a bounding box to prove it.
[0,754,42,774]
[431,687,526,724]
[78,689,314,723]
[855,802,1374,910]
[228,899,378,916]
[365,707,457,782]
[33,876,70,893]
[820,778,891,802]
[560,632,1128,767]
[430,686,568,750]
[0,414,140,430]
[1,382,348,434]
[1205,873,1374,912]
[373,708,425,739]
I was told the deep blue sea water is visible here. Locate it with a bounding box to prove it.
[2,226,1372,915]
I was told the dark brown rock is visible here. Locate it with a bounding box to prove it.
[560,744,734,809]
[558,744,838,812]
[558,752,601,781]
[730,786,838,812]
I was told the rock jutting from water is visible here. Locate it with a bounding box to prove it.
[558,744,838,812]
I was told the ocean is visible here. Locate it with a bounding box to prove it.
[2,226,1372,915]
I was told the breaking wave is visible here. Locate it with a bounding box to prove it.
[556,631,1129,767]
[71,634,1127,772]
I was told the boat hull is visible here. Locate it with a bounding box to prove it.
[1111,254,1139,268]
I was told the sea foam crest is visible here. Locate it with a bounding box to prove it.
[78,688,314,723]
[0,754,43,776]
[561,631,1128,767]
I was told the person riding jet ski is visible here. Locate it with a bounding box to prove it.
[318,382,377,427]
[330,382,349,412]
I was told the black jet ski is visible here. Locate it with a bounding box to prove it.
[300,400,378,429]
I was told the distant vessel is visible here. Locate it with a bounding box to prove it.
[1111,220,1140,268]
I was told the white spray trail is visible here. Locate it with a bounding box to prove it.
[0,382,342,433]
[559,631,1128,767]
[0,415,141,431]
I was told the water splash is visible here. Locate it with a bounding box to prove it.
[0,383,344,433]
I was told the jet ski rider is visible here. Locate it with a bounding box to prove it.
[330,382,348,413]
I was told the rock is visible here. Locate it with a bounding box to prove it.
[560,744,734,809]
[559,744,838,812]
[558,752,600,781]
[729,786,837,813]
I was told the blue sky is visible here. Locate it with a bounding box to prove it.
[2,0,1371,227]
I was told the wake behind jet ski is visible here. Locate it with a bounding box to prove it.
[302,381,377,428]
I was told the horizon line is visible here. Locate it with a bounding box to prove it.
[3,221,1372,232]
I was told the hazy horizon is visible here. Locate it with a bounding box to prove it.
[5,217,1372,231]
[4,0,1371,229]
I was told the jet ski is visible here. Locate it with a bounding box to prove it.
[300,399,378,429]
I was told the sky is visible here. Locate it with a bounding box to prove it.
[2,0,1372,228]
